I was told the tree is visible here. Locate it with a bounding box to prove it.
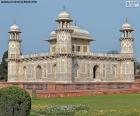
[134,61,140,75]
[107,50,119,54]
[0,86,31,116]
[0,50,8,81]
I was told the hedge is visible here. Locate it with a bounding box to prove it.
[0,86,31,116]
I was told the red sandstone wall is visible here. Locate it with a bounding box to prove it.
[0,82,140,97]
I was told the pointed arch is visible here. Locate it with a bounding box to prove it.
[36,65,42,79]
[75,63,79,78]
[112,64,117,77]
[93,65,99,79]
[52,64,56,79]
[23,66,27,80]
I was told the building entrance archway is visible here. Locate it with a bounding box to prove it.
[93,65,99,79]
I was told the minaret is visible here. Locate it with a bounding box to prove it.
[120,19,134,56]
[55,8,73,54]
[119,19,135,82]
[8,23,21,82]
[8,23,21,60]
[54,8,74,82]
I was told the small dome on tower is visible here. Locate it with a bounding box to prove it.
[10,23,20,32]
[51,30,56,35]
[58,10,71,20]
[121,19,133,31]
[122,22,131,29]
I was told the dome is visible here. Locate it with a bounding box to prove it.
[10,23,20,32]
[71,25,90,35]
[122,23,132,29]
[50,30,56,35]
[50,25,90,37]
[121,19,133,30]
[49,24,92,41]
[58,10,71,20]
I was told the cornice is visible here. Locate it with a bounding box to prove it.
[15,52,135,63]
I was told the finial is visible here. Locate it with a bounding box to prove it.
[63,5,66,11]
[125,18,128,23]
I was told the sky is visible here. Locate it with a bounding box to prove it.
[0,0,140,61]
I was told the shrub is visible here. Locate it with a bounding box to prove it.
[75,109,140,116]
[0,86,31,116]
[32,104,89,116]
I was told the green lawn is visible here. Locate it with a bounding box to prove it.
[32,93,140,110]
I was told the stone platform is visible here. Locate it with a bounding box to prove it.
[0,82,140,97]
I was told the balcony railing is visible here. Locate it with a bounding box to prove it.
[21,52,133,59]
[21,52,49,58]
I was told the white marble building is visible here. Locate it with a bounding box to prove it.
[7,9,135,82]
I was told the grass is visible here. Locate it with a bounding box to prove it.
[32,93,140,110]
[31,93,140,115]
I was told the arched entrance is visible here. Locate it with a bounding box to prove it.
[23,66,27,80]
[72,61,79,82]
[93,65,99,79]
[36,65,42,79]
[52,64,56,79]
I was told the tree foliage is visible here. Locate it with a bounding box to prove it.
[134,61,140,75]
[0,86,31,116]
[107,50,119,54]
[0,50,8,81]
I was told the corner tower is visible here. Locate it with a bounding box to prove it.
[8,23,21,82]
[119,19,135,82]
[55,9,73,53]
[120,19,134,56]
[54,9,74,82]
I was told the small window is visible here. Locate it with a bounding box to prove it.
[76,46,80,52]
[72,45,74,52]
[83,46,87,52]
[52,46,56,53]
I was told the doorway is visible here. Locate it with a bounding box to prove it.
[93,65,98,79]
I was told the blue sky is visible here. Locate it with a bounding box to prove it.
[0,0,140,61]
